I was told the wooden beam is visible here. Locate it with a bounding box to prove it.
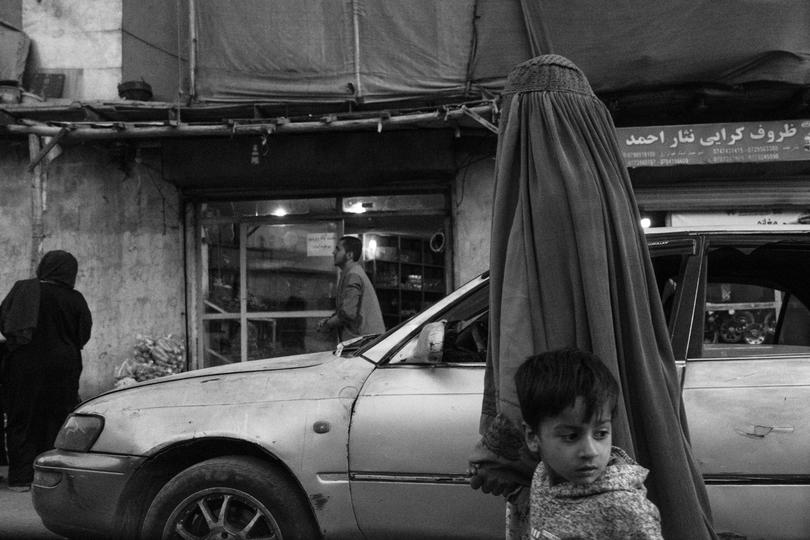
[27,125,71,172]
[3,104,498,141]
[28,135,46,274]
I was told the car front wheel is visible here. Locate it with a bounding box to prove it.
[141,456,320,540]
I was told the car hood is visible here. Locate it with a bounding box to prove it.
[81,351,376,413]
[75,351,378,456]
[140,351,332,382]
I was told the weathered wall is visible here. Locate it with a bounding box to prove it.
[0,140,32,288]
[451,155,495,285]
[22,0,122,100]
[0,141,184,399]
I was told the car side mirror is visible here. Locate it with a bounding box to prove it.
[413,320,446,363]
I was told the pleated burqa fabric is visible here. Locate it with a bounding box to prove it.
[479,55,716,539]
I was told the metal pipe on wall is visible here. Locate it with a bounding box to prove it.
[27,135,46,275]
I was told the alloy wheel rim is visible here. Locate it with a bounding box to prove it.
[163,487,282,540]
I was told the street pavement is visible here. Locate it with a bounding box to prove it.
[0,466,66,539]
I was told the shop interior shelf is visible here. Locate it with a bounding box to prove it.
[362,232,447,326]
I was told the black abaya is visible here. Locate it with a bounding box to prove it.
[1,251,91,486]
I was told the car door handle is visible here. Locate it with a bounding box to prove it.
[734,424,794,438]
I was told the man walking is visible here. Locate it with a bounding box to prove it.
[318,235,385,342]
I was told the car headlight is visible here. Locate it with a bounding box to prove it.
[54,414,104,451]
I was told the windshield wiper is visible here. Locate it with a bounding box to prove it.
[335,334,381,357]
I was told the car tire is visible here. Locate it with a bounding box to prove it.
[141,455,320,540]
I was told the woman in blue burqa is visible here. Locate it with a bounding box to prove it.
[468,55,716,539]
[0,250,92,490]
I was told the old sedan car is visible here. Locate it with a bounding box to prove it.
[33,226,810,539]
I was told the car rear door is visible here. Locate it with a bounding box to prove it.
[678,234,810,539]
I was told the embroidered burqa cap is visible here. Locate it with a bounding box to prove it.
[480,54,716,539]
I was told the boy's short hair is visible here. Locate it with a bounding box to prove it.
[515,348,619,429]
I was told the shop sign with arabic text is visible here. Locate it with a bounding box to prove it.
[616,120,810,167]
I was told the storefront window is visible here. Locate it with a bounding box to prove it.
[341,193,445,214]
[202,224,240,313]
[203,319,241,366]
[196,193,449,368]
[203,198,336,218]
[244,222,337,358]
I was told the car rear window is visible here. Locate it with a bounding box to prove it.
[694,241,810,359]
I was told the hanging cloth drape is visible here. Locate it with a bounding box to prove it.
[476,55,716,539]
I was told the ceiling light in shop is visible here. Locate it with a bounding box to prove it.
[367,238,378,259]
[640,217,652,229]
[345,202,367,214]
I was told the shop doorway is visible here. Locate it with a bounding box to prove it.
[196,194,450,368]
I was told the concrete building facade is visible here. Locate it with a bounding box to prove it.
[3,0,807,397]
[0,140,186,398]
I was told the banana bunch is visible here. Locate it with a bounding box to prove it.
[149,335,185,372]
[114,334,187,385]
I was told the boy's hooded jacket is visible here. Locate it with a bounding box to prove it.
[530,447,662,540]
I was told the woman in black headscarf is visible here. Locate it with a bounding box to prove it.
[0,250,92,490]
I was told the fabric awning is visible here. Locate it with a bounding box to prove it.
[193,0,810,103]
[0,20,29,83]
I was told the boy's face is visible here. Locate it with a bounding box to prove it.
[523,396,612,487]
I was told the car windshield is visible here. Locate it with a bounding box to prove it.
[356,271,490,363]
[345,310,425,357]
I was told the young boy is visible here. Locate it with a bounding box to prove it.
[515,348,663,540]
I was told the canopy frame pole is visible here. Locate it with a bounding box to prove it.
[188,0,197,102]
[5,103,498,140]
[351,0,362,99]
[461,105,498,134]
[26,126,71,172]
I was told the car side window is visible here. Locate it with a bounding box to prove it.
[696,242,810,358]
[704,282,782,346]
[389,284,488,364]
[779,294,810,346]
